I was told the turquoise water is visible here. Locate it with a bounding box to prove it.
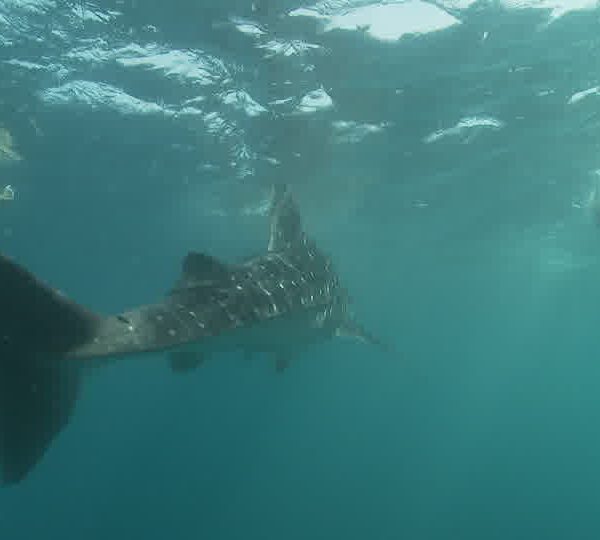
[2,1,600,538]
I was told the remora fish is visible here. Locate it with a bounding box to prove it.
[0,184,384,484]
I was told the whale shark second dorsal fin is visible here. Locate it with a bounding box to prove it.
[268,184,304,252]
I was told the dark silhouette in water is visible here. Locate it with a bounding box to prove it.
[0,185,384,484]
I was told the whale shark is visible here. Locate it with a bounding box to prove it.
[0,184,383,484]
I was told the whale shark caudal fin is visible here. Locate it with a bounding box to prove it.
[0,254,101,484]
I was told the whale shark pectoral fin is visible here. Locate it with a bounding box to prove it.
[274,352,293,374]
[242,348,257,362]
[168,351,205,374]
[275,357,290,374]
[336,321,392,354]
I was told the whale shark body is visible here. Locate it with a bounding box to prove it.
[0,185,381,484]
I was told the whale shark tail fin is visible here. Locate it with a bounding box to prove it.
[0,254,100,484]
[0,353,82,484]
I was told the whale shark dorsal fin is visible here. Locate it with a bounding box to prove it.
[268,184,303,252]
[171,252,231,294]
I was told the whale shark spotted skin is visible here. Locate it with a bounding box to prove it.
[0,185,382,484]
